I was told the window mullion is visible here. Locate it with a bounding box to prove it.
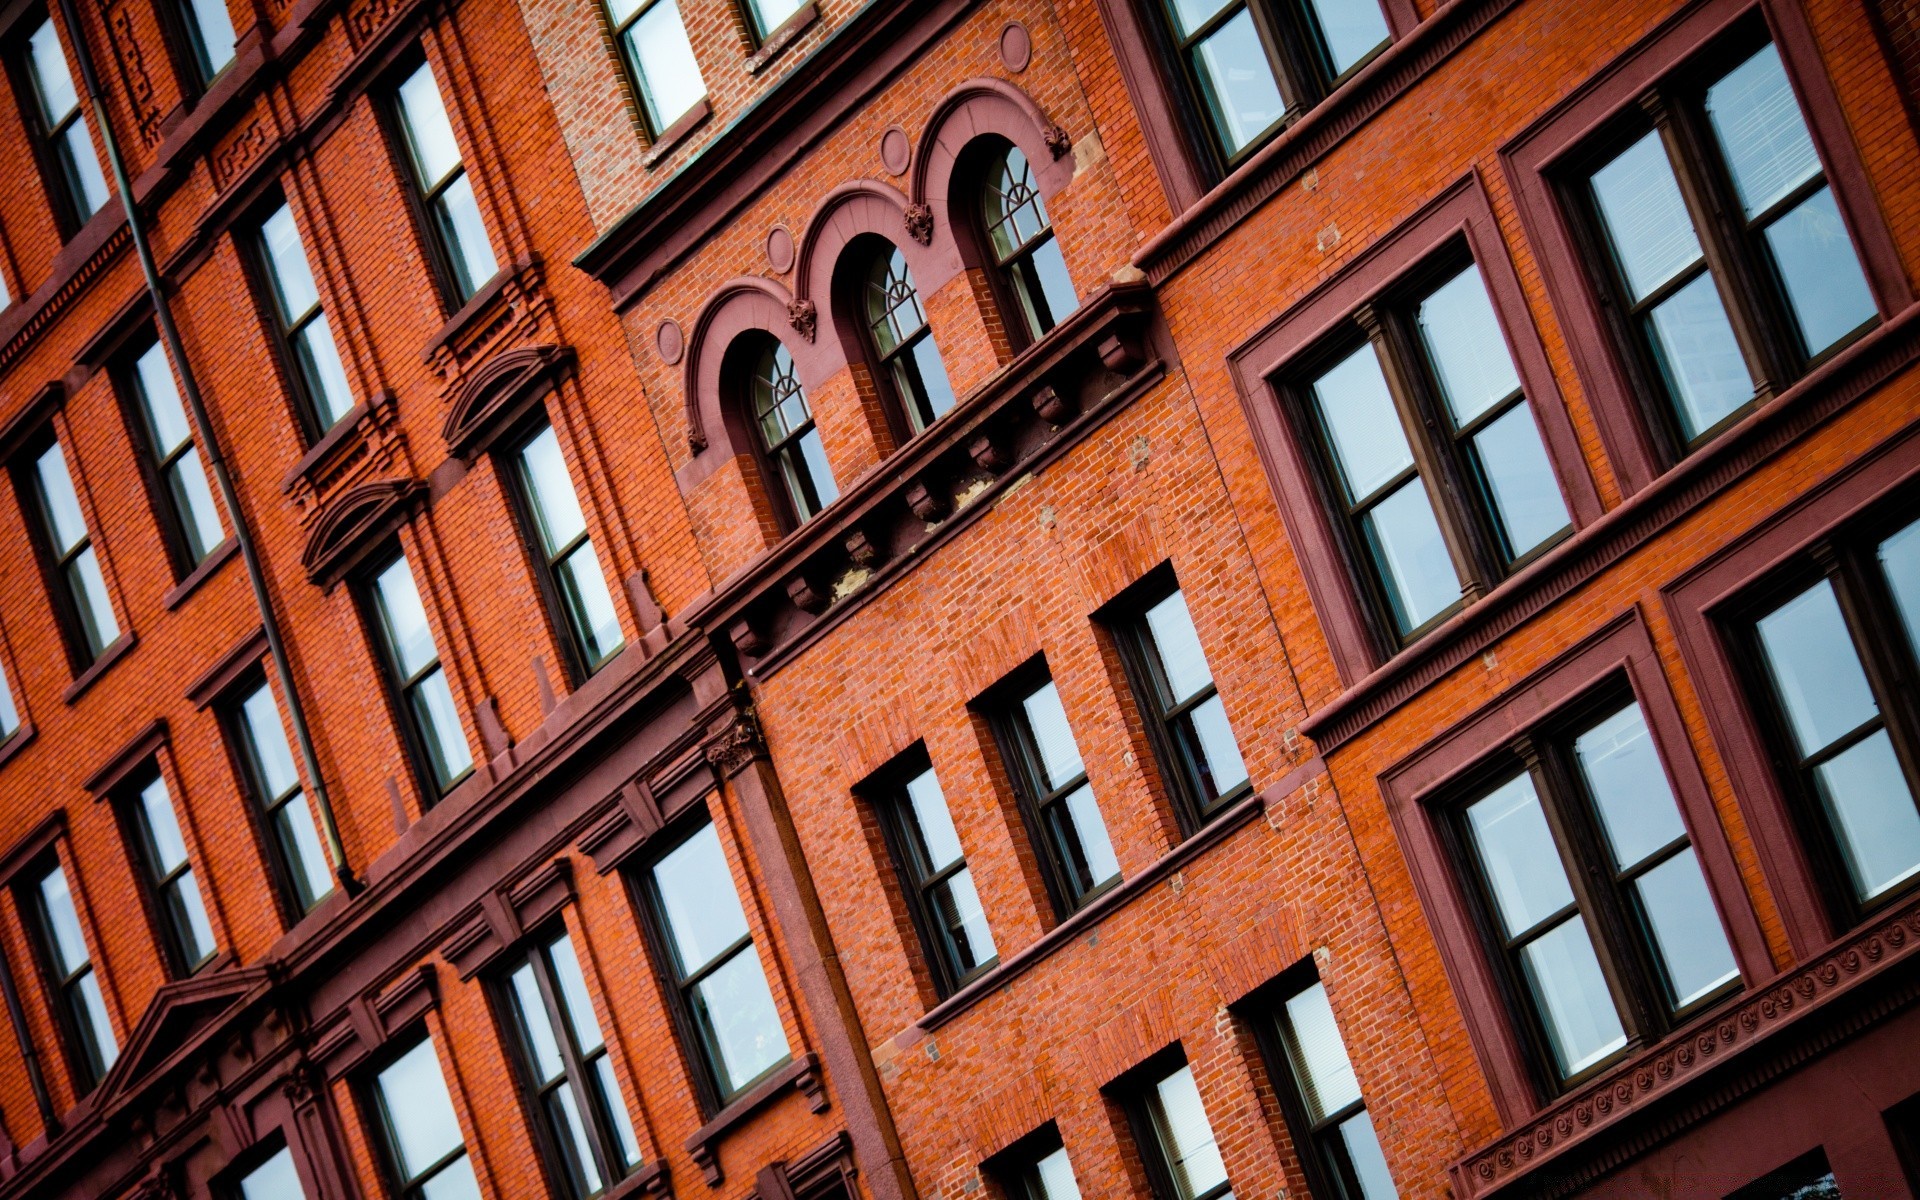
[530,947,621,1188]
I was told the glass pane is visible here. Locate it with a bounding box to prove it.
[1144,590,1214,705]
[1060,782,1121,890]
[985,147,1050,258]
[509,963,565,1084]
[1590,131,1703,301]
[1361,480,1459,634]
[34,443,88,554]
[172,870,217,965]
[0,660,18,736]
[1465,774,1574,937]
[1879,519,1920,655]
[908,334,957,423]
[75,971,119,1071]
[260,206,321,319]
[297,313,357,427]
[437,172,498,295]
[1033,1147,1084,1200]
[137,777,190,875]
[240,1148,307,1200]
[1337,1111,1399,1200]
[1021,682,1087,790]
[70,547,122,653]
[653,824,751,974]
[1164,0,1234,36]
[134,344,192,455]
[1573,703,1685,869]
[242,685,300,798]
[1471,404,1567,559]
[1311,343,1412,501]
[796,428,839,511]
[628,0,705,131]
[168,447,225,560]
[187,0,238,75]
[1645,271,1753,439]
[1281,981,1362,1120]
[374,557,440,678]
[418,1155,482,1200]
[1764,187,1875,356]
[65,120,111,217]
[37,868,90,975]
[1706,44,1821,219]
[1187,694,1249,797]
[1030,236,1079,328]
[693,947,790,1093]
[594,1055,643,1166]
[1417,264,1522,428]
[1306,0,1390,77]
[276,793,335,908]
[867,249,925,352]
[747,0,803,35]
[551,1082,603,1194]
[518,426,588,554]
[934,867,997,972]
[1812,730,1920,900]
[1153,1066,1229,1200]
[1192,10,1287,155]
[548,934,606,1054]
[1754,580,1878,756]
[1520,918,1627,1076]
[397,63,463,186]
[1634,848,1738,1007]
[376,1038,466,1179]
[904,768,964,872]
[412,668,473,786]
[27,21,79,120]
[558,544,624,666]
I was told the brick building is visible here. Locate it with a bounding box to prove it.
[0,0,1916,1195]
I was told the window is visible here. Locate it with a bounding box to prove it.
[370,1036,482,1200]
[1739,512,1920,917]
[607,0,704,136]
[869,757,997,997]
[1571,34,1876,457]
[12,16,110,234]
[392,60,497,304]
[1127,1060,1233,1200]
[235,1146,307,1200]
[122,773,217,975]
[988,670,1121,914]
[22,862,118,1091]
[17,436,120,668]
[1258,975,1396,1200]
[1111,580,1248,827]
[1288,258,1570,646]
[1157,0,1389,163]
[742,0,805,43]
[638,821,789,1105]
[175,0,237,86]
[507,423,623,677]
[1725,1150,1842,1200]
[862,243,956,434]
[0,655,21,741]
[980,145,1077,345]
[125,340,225,572]
[230,680,335,915]
[364,552,472,796]
[745,336,838,527]
[1001,1139,1085,1200]
[255,203,356,436]
[1454,697,1738,1087]
[500,930,643,1198]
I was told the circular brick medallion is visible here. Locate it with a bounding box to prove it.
[999,21,1032,72]
[656,319,684,364]
[766,225,795,274]
[879,125,910,176]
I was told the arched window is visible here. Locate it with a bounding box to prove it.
[864,244,957,434]
[981,145,1078,344]
[746,337,838,525]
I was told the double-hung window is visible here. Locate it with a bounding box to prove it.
[174,0,237,87]
[230,680,335,914]
[1111,580,1248,827]
[1288,257,1570,646]
[365,552,472,797]
[607,0,704,137]
[122,773,217,975]
[370,1036,482,1200]
[1258,975,1396,1200]
[1739,511,1920,918]
[1570,32,1876,457]
[746,337,838,527]
[1129,1060,1233,1200]
[507,423,623,677]
[235,1146,308,1200]
[256,203,355,436]
[989,671,1120,914]
[870,757,997,997]
[0,653,21,742]
[126,341,225,572]
[19,436,120,668]
[639,821,790,1105]
[1453,697,1738,1087]
[980,145,1077,345]
[862,243,956,434]
[1001,1137,1085,1200]
[393,61,497,304]
[14,16,109,234]
[500,930,643,1198]
[741,0,804,44]
[23,862,118,1091]
[1157,0,1388,164]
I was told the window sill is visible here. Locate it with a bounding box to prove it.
[421,253,539,363]
[603,1160,671,1199]
[278,399,375,495]
[911,786,1267,1036]
[642,99,711,169]
[162,537,239,611]
[63,633,138,706]
[683,1052,826,1186]
[745,2,818,74]
[0,724,36,774]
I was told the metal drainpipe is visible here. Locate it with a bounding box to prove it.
[55,0,357,890]
[0,935,56,1133]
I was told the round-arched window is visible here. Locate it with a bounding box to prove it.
[748,338,838,524]
[981,145,1078,343]
[865,245,957,433]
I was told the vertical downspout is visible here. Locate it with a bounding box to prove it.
[0,940,56,1134]
[55,0,356,890]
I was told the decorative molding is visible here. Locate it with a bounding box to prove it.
[210,118,275,192]
[424,256,553,391]
[0,216,129,378]
[440,343,576,460]
[682,1054,825,1187]
[786,298,817,342]
[438,857,576,980]
[100,0,165,147]
[185,627,269,709]
[280,391,409,527]
[81,719,169,798]
[703,709,765,779]
[902,202,933,245]
[299,478,426,588]
[314,964,440,1081]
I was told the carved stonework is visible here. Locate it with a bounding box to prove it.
[283,392,409,527]
[703,710,764,777]
[212,119,274,192]
[903,202,934,246]
[425,257,553,403]
[346,0,404,46]
[1030,385,1073,426]
[1042,122,1072,159]
[787,298,818,342]
[102,0,163,147]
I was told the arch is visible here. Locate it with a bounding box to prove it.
[908,77,1073,244]
[681,275,827,465]
[793,180,956,319]
[301,478,426,588]
[441,343,576,460]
